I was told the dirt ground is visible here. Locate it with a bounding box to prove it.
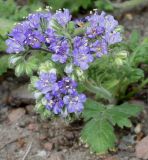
[0,9,148,160]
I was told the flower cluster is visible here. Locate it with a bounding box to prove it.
[6,9,122,118]
[35,71,86,117]
[6,9,122,71]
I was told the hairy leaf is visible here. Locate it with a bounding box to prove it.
[0,55,10,75]
[81,118,116,153]
[81,99,142,153]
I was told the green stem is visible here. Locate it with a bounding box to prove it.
[84,79,115,104]
[30,48,51,53]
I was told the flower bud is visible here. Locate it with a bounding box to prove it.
[117,50,128,59]
[115,57,123,66]
[64,63,73,74]
[39,61,54,72]
[34,91,42,99]
[76,68,85,81]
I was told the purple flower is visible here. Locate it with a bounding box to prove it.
[86,26,105,38]
[73,48,94,70]
[86,13,100,27]
[9,29,26,44]
[73,36,88,48]
[45,28,56,44]
[35,72,57,94]
[91,40,108,57]
[105,32,122,45]
[50,39,70,63]
[63,94,86,113]
[73,37,93,70]
[6,39,25,53]
[86,11,120,41]
[6,11,53,53]
[28,12,52,28]
[58,77,77,95]
[54,9,72,26]
[25,30,45,48]
[99,13,118,33]
[34,71,86,116]
[45,96,64,114]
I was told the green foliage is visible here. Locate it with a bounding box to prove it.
[9,52,51,77]
[0,0,45,76]
[46,0,113,13]
[81,99,142,153]
[95,0,113,12]
[47,0,92,13]
[0,0,42,51]
[0,0,42,21]
[87,31,148,101]
[0,55,10,75]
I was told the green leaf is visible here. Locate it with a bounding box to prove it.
[81,118,116,153]
[129,30,140,51]
[67,21,75,34]
[106,103,142,128]
[83,99,105,121]
[0,55,10,75]
[82,99,142,153]
[129,68,144,83]
[77,0,91,9]
[9,55,23,67]
[85,80,113,101]
[95,0,113,11]
[15,63,25,77]
[0,18,14,35]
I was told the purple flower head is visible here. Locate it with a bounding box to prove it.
[86,26,105,38]
[10,21,31,37]
[6,21,32,53]
[45,95,64,114]
[73,37,93,70]
[73,36,88,48]
[25,30,45,48]
[6,39,25,53]
[73,48,94,70]
[105,32,122,45]
[9,28,26,44]
[34,71,86,116]
[54,9,72,26]
[28,12,52,28]
[100,14,118,33]
[86,13,100,27]
[58,77,77,95]
[35,72,57,94]
[63,94,86,113]
[50,39,70,63]
[45,28,56,44]
[86,11,120,40]
[91,39,108,57]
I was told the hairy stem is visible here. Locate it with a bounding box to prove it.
[84,79,116,104]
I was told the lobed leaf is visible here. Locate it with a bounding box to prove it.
[81,118,116,153]
[81,99,142,153]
